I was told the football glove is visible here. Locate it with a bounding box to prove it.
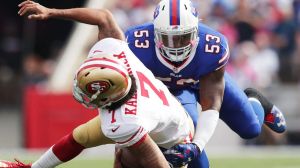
[163,143,200,167]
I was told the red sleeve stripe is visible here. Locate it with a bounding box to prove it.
[52,132,85,162]
[131,134,148,148]
[116,127,144,145]
[189,132,193,140]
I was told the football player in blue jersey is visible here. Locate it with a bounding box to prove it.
[15,0,286,168]
[125,0,286,167]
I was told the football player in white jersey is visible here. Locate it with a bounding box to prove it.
[79,39,196,165]
[0,1,202,168]
[77,39,195,168]
[79,38,195,151]
[3,41,191,168]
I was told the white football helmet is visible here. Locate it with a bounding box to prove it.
[153,0,199,62]
[73,54,132,109]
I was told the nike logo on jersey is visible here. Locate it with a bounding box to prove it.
[112,126,120,132]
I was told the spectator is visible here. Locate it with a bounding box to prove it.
[271,8,297,82]
[0,18,22,73]
[249,31,279,89]
[23,53,48,85]
[291,29,300,82]
[294,0,300,26]
[226,41,257,89]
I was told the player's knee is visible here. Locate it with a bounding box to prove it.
[73,124,90,147]
[239,123,261,139]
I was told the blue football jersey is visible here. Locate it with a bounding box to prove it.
[125,22,229,90]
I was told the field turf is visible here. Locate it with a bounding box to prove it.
[2,147,300,168]
[16,156,299,168]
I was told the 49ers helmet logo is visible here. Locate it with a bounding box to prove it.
[86,81,111,94]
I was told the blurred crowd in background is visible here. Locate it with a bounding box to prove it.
[0,0,299,145]
[0,0,85,107]
[110,0,300,89]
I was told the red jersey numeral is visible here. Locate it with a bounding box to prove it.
[136,71,169,106]
[109,110,116,123]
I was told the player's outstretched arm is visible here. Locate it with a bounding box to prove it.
[192,67,225,151]
[162,67,225,167]
[199,67,225,112]
[18,0,124,41]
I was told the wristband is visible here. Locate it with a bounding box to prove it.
[192,109,219,152]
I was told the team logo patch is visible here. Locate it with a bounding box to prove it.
[191,6,198,17]
[86,81,111,94]
[190,1,198,17]
[153,5,160,19]
[265,113,275,124]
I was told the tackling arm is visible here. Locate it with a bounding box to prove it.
[115,134,170,168]
[18,0,124,41]
[163,67,225,167]
[192,67,225,152]
[199,66,225,112]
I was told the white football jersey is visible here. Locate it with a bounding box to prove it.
[88,38,193,149]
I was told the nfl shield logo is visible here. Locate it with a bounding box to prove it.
[153,5,160,19]
[191,6,198,17]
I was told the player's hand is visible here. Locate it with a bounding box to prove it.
[18,0,51,20]
[163,143,200,167]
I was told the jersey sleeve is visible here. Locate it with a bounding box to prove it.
[110,124,148,148]
[124,23,157,69]
[100,108,148,148]
[197,24,230,75]
[124,27,134,44]
[125,24,147,48]
[202,33,230,71]
[215,36,230,70]
[125,22,155,50]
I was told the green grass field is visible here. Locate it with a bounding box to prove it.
[58,158,300,168]
[15,156,299,168]
[2,147,300,168]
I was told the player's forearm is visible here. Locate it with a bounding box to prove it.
[199,67,225,111]
[48,8,124,41]
[129,135,169,168]
[192,68,225,151]
[18,1,124,40]
[48,8,106,26]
